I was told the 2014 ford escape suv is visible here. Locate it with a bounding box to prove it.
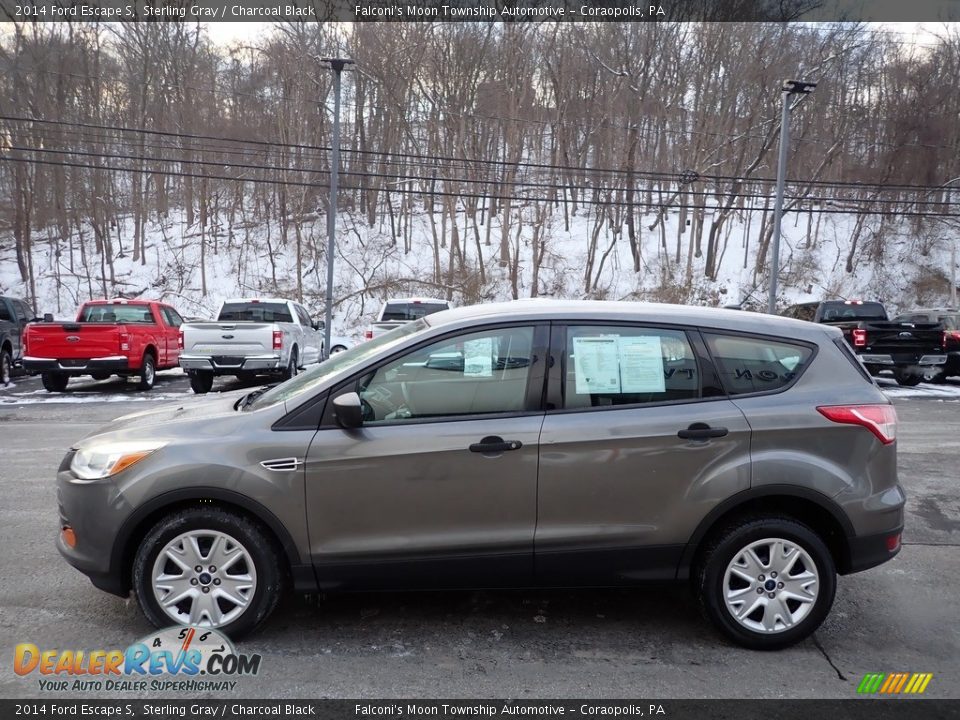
[55,300,904,650]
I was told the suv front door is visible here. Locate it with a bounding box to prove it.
[303,323,548,589]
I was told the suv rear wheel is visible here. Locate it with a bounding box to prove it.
[696,516,836,650]
[132,507,283,638]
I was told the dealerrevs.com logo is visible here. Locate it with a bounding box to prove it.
[14,626,261,693]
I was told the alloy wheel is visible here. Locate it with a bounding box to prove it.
[722,537,819,634]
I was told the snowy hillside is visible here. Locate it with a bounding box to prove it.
[1,201,956,335]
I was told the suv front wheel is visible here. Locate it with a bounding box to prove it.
[132,507,283,638]
[696,516,836,650]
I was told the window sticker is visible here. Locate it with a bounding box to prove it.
[619,336,666,393]
[573,337,621,393]
[463,337,493,377]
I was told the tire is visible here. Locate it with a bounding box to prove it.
[0,347,11,386]
[282,348,298,381]
[330,345,347,355]
[894,371,922,387]
[137,353,156,391]
[132,507,283,638]
[41,372,69,392]
[696,515,836,650]
[189,370,215,394]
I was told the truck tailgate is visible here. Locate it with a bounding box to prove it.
[26,323,120,359]
[182,322,275,356]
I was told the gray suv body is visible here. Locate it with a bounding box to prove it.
[56,300,904,649]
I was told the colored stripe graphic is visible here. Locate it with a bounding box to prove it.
[857,672,933,694]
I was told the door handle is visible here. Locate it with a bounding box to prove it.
[677,423,728,440]
[469,436,523,453]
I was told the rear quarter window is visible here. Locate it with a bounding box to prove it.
[704,333,813,396]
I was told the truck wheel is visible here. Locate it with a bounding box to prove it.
[894,371,922,387]
[41,372,69,392]
[282,349,298,381]
[137,354,156,391]
[1,347,11,386]
[189,371,214,394]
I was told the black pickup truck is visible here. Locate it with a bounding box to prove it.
[782,300,946,386]
[0,295,35,386]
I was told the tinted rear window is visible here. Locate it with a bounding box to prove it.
[80,305,155,323]
[218,302,293,323]
[704,333,813,396]
[382,302,448,321]
[818,302,887,321]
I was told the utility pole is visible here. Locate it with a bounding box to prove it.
[321,57,353,359]
[768,79,816,315]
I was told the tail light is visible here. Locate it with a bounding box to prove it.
[944,330,960,350]
[818,404,897,445]
[852,328,867,348]
[23,331,28,355]
[178,329,184,350]
[364,329,373,341]
[119,332,130,352]
[272,330,283,350]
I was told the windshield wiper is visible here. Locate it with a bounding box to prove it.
[237,384,278,411]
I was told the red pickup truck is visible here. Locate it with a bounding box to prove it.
[22,299,185,392]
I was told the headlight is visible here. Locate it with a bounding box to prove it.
[70,440,166,481]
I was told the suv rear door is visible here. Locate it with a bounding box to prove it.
[535,323,752,584]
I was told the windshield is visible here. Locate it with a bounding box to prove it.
[381,302,448,321]
[246,319,429,411]
[818,302,887,322]
[219,302,293,323]
[80,305,155,323]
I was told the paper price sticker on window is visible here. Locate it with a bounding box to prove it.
[573,337,621,393]
[619,335,666,393]
[463,337,493,377]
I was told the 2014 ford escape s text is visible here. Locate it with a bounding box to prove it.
[56,300,904,650]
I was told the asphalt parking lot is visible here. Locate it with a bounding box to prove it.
[0,373,957,699]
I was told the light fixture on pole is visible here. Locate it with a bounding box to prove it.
[321,57,354,359]
[767,79,817,315]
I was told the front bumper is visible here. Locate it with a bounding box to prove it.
[23,356,130,375]
[179,353,283,372]
[56,456,133,597]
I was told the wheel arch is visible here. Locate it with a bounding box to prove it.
[679,485,855,580]
[112,487,306,595]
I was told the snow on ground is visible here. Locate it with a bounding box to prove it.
[875,378,960,400]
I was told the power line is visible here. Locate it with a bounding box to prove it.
[7,114,960,194]
[4,155,960,219]
[9,144,960,212]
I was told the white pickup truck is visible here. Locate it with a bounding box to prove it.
[363,297,452,341]
[179,298,324,393]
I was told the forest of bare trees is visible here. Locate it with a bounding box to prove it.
[2,21,959,315]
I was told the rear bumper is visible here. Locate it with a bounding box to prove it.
[23,356,129,375]
[859,353,947,367]
[179,353,282,373]
[844,526,904,574]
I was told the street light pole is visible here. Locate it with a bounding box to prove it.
[767,79,816,315]
[322,57,353,359]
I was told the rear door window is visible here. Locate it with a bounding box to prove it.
[562,326,699,409]
[704,333,813,396]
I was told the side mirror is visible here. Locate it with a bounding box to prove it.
[43,313,54,323]
[313,320,325,331]
[333,392,363,429]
